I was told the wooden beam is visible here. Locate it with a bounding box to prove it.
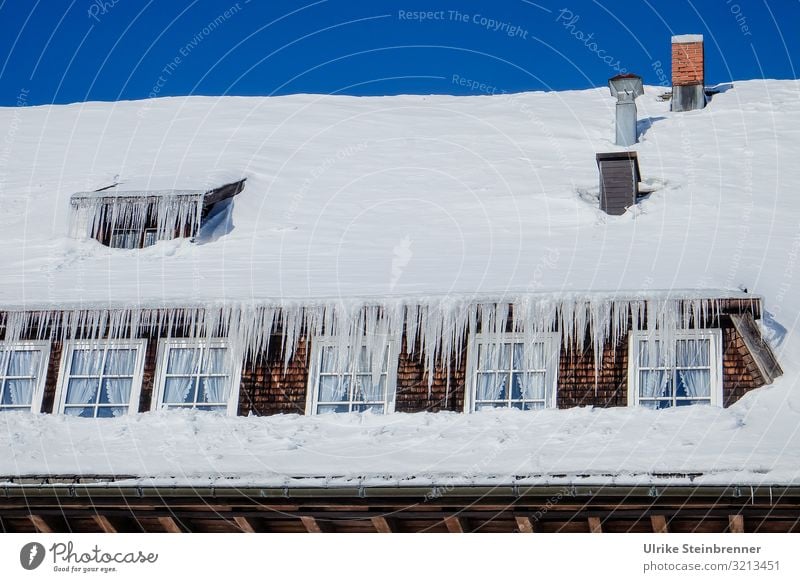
[729,514,745,533]
[93,515,117,533]
[588,517,603,533]
[444,516,464,533]
[300,516,322,533]
[650,515,668,533]
[29,515,54,533]
[515,516,535,533]
[233,516,257,533]
[371,516,392,533]
[157,516,182,533]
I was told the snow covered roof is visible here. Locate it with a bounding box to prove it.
[1,80,798,486]
[0,80,797,309]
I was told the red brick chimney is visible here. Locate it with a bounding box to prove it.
[671,34,705,112]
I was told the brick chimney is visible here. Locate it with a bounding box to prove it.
[671,34,705,112]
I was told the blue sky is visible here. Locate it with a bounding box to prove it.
[0,0,797,105]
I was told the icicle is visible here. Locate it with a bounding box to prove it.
[70,191,204,243]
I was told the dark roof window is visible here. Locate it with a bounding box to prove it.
[70,179,245,248]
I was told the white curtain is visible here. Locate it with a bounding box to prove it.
[318,346,348,403]
[164,347,199,404]
[65,379,99,415]
[202,377,226,404]
[676,339,710,398]
[476,343,511,402]
[65,349,102,412]
[5,351,39,406]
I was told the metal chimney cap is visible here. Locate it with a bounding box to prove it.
[608,74,644,100]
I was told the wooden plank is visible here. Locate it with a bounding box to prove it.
[729,514,745,533]
[730,313,783,382]
[233,516,257,533]
[157,516,182,533]
[588,517,603,533]
[444,516,464,533]
[515,516,534,533]
[371,516,392,533]
[300,516,322,533]
[650,515,668,533]
[29,515,54,533]
[93,515,117,533]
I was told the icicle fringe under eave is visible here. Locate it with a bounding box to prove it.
[0,295,743,389]
[70,193,205,242]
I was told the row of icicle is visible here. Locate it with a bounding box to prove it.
[0,296,741,396]
[70,193,204,241]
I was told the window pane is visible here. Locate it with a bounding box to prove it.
[101,378,132,405]
[96,406,128,418]
[516,372,546,400]
[676,399,711,406]
[103,349,136,376]
[199,377,228,404]
[675,369,710,398]
[203,348,227,374]
[498,344,511,371]
[355,375,385,402]
[317,375,347,403]
[478,344,496,371]
[2,379,34,405]
[164,377,196,404]
[7,350,40,377]
[316,404,349,414]
[677,339,710,367]
[320,346,337,373]
[638,339,666,367]
[66,378,99,405]
[353,403,384,413]
[64,406,95,417]
[523,401,545,411]
[639,370,670,399]
[476,372,501,401]
[143,230,158,247]
[71,349,103,376]
[167,347,199,375]
[110,229,139,249]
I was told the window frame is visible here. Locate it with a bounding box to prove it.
[0,340,51,413]
[151,338,242,416]
[464,332,561,413]
[627,328,723,408]
[305,337,400,415]
[54,339,147,417]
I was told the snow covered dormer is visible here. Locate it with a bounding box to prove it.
[70,179,245,248]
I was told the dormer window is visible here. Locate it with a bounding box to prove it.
[70,179,245,249]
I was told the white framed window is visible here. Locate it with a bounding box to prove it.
[627,329,723,408]
[465,333,560,412]
[306,338,399,414]
[0,341,51,413]
[54,339,147,417]
[152,338,242,415]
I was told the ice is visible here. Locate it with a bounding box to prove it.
[0,294,737,389]
[70,192,204,243]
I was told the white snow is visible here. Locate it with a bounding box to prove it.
[1,79,799,485]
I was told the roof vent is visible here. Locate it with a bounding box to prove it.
[596,152,641,215]
[608,74,643,146]
[671,34,706,112]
